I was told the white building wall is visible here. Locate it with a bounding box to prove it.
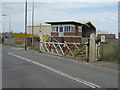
[27,23,51,37]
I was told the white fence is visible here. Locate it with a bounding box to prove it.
[39,41,101,62]
[39,41,90,60]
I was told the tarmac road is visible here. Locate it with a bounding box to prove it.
[2,44,118,88]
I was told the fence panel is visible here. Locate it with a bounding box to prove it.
[100,42,118,60]
[34,42,40,50]
[4,38,15,45]
[40,42,88,60]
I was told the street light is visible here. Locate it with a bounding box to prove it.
[2,15,11,33]
[32,0,34,48]
[25,0,27,50]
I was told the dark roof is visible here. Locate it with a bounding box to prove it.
[46,21,85,25]
[46,21,96,29]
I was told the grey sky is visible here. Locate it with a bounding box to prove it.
[1,1,119,37]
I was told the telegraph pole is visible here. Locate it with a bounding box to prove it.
[2,15,11,34]
[32,0,34,48]
[9,16,11,33]
[25,0,27,50]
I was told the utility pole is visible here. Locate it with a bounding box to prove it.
[39,23,43,42]
[25,0,27,50]
[2,15,11,34]
[32,0,34,48]
[9,16,11,33]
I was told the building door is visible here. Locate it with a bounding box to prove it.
[59,27,64,37]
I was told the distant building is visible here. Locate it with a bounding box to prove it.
[97,34,116,40]
[96,30,109,36]
[46,21,96,43]
[12,34,39,46]
[27,23,51,42]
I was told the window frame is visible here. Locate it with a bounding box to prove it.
[64,25,75,32]
[78,26,82,32]
[52,26,58,32]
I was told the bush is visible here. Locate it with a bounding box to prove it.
[96,39,101,44]
[2,37,4,43]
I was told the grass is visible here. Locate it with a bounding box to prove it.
[101,59,120,64]
[28,47,37,50]
[3,43,25,48]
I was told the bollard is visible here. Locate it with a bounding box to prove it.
[49,44,52,51]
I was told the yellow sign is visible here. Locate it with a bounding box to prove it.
[43,36,51,42]
[12,34,39,38]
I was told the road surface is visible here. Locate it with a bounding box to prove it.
[2,44,118,88]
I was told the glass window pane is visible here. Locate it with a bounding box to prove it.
[60,27,63,32]
[56,27,58,32]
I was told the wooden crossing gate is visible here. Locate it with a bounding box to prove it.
[39,41,89,60]
[39,33,101,62]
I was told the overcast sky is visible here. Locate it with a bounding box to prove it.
[1,1,119,37]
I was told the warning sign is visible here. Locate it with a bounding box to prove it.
[101,36,105,42]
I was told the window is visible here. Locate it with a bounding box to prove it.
[68,26,70,32]
[56,27,58,32]
[64,26,75,32]
[71,27,75,32]
[78,26,82,32]
[60,27,63,32]
[52,26,58,32]
[64,26,68,32]
[52,27,55,32]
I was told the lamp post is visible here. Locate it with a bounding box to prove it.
[39,23,43,42]
[32,0,34,48]
[2,15,11,33]
[25,0,27,50]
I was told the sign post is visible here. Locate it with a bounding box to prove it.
[101,35,105,59]
[101,35,105,42]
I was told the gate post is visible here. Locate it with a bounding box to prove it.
[118,33,120,60]
[89,33,96,62]
[86,39,89,62]
[39,41,43,53]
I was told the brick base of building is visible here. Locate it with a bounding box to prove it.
[51,37,82,43]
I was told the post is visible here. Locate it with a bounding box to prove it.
[101,43,103,59]
[32,0,34,48]
[25,0,27,50]
[98,42,101,59]
[119,33,120,60]
[2,15,11,37]
[9,16,11,33]
[89,33,96,62]
[86,39,89,62]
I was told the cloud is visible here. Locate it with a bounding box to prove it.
[1,2,118,37]
[34,2,117,9]
[1,0,120,2]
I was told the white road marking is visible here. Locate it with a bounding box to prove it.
[84,63,88,64]
[8,52,101,88]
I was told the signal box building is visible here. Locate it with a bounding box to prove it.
[46,21,96,43]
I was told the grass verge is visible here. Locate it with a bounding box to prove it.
[100,59,120,64]
[3,43,25,48]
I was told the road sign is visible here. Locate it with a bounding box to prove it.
[101,35,105,42]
